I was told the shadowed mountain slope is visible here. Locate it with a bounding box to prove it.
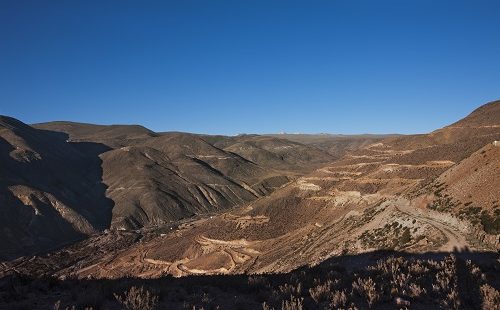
[1,118,341,259]
[0,116,113,260]
[31,124,336,231]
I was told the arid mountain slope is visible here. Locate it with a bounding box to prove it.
[0,116,113,260]
[100,145,259,229]
[32,124,336,231]
[34,121,157,148]
[1,100,498,279]
[266,133,397,158]
[1,118,338,259]
[426,142,500,240]
[9,100,496,279]
[436,143,499,210]
[448,99,500,127]
[379,100,500,154]
[208,134,334,172]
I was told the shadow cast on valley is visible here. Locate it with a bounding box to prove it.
[0,250,498,309]
[0,127,114,260]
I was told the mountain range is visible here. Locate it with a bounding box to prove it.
[1,116,378,260]
[0,100,497,276]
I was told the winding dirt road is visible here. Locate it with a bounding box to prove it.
[394,198,469,251]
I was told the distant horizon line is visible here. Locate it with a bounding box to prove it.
[0,113,430,137]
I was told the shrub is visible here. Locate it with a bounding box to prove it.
[114,286,159,310]
[309,280,334,303]
[480,212,500,234]
[281,296,303,310]
[262,301,273,310]
[432,255,462,309]
[352,277,379,308]
[330,290,348,308]
[278,283,302,297]
[408,283,426,298]
[399,228,411,245]
[480,284,500,310]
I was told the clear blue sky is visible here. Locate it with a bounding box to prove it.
[1,1,499,135]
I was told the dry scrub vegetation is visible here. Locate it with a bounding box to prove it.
[1,253,498,309]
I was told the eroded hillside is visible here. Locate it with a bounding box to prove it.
[2,100,498,280]
[1,118,342,259]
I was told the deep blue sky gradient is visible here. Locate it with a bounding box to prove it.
[1,1,499,135]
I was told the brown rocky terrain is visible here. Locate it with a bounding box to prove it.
[0,116,113,260]
[1,118,341,260]
[1,100,498,279]
[0,100,499,309]
[266,133,398,158]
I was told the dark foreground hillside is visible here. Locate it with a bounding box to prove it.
[1,251,498,309]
